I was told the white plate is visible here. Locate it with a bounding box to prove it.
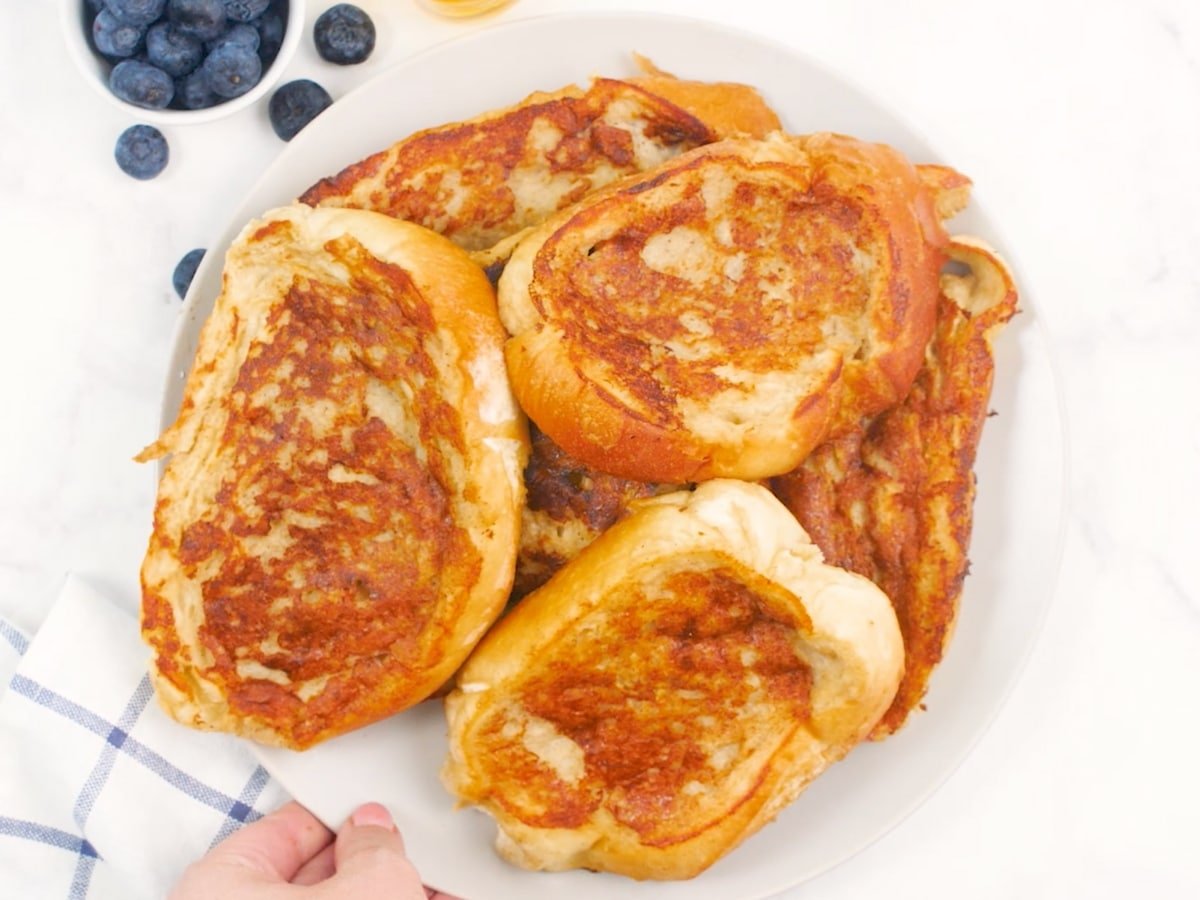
[162,12,1067,899]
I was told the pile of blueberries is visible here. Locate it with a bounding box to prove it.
[95,2,377,297]
[89,0,291,112]
[98,2,378,182]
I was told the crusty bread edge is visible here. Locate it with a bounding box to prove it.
[443,480,902,879]
[497,132,947,482]
[139,205,529,749]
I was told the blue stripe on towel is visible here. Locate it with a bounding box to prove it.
[0,811,101,895]
[68,853,98,900]
[0,618,29,655]
[74,678,155,830]
[0,816,98,858]
[9,674,261,819]
[207,765,271,849]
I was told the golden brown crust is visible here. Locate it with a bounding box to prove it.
[513,424,677,600]
[499,133,948,483]
[443,481,902,880]
[627,74,782,141]
[917,163,973,222]
[138,205,528,749]
[299,74,780,252]
[771,237,1017,737]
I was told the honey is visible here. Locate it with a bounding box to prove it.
[418,0,515,18]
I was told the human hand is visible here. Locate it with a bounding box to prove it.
[170,800,460,899]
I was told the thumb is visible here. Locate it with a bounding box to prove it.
[320,803,426,899]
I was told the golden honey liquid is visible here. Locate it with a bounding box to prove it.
[418,0,515,17]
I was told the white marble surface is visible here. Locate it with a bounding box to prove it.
[2,0,1198,896]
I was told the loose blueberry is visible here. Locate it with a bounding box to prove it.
[172,248,206,298]
[93,9,146,58]
[206,23,259,53]
[146,22,204,76]
[221,0,269,23]
[114,124,169,180]
[268,78,332,141]
[168,0,228,42]
[201,41,261,98]
[253,5,286,64]
[174,68,218,108]
[313,4,374,66]
[110,59,175,108]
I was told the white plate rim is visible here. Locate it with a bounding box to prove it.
[157,11,1071,899]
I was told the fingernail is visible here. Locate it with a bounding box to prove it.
[350,802,395,830]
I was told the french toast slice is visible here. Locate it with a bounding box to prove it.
[498,132,949,484]
[443,480,903,880]
[137,205,528,750]
[513,422,678,600]
[510,161,974,599]
[771,237,1018,737]
[299,70,781,255]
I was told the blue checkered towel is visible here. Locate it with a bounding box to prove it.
[0,577,289,898]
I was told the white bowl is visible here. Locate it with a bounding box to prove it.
[60,0,306,125]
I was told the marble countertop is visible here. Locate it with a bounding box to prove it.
[2,0,1197,896]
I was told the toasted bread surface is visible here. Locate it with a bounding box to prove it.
[498,133,948,483]
[443,480,902,880]
[513,423,677,599]
[300,75,780,252]
[771,237,1017,737]
[137,204,528,749]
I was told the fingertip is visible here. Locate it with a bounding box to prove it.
[334,804,418,887]
[349,802,396,831]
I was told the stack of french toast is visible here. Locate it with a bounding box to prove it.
[137,58,1017,881]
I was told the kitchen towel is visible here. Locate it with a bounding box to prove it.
[0,575,289,899]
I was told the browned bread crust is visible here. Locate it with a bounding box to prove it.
[498,133,949,484]
[299,74,781,252]
[443,480,902,880]
[508,158,977,601]
[917,163,973,222]
[137,205,528,749]
[513,423,678,600]
[771,237,1018,737]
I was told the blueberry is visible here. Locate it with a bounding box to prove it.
[114,124,169,180]
[268,79,332,141]
[146,22,203,76]
[172,248,206,298]
[201,41,261,98]
[313,4,374,66]
[168,0,227,42]
[93,9,146,58]
[110,59,175,108]
[253,5,286,64]
[174,68,218,108]
[104,0,166,26]
[221,0,269,23]
[206,23,259,53]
